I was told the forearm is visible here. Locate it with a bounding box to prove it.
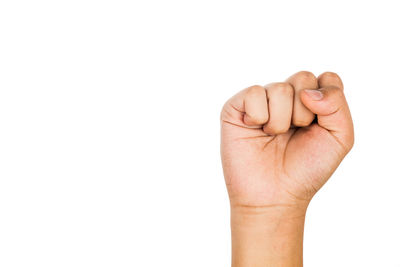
[230,205,308,267]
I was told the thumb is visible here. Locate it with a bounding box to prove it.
[300,87,354,152]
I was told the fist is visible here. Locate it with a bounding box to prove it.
[220,71,354,209]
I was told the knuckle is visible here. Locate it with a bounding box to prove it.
[318,72,344,89]
[246,85,265,96]
[269,82,293,94]
[294,71,317,83]
[320,71,341,80]
[319,72,343,88]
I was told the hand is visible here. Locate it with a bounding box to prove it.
[220,71,354,267]
[221,71,354,209]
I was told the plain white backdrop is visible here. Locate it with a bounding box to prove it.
[0,0,399,266]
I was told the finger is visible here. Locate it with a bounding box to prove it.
[262,82,294,135]
[221,85,269,127]
[318,72,344,90]
[242,85,269,126]
[300,87,354,152]
[286,71,318,126]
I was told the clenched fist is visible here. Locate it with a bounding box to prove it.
[221,71,353,208]
[221,71,354,266]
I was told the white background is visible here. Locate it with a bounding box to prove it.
[0,0,399,266]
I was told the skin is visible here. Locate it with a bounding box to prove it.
[220,71,354,267]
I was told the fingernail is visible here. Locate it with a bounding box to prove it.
[304,89,323,100]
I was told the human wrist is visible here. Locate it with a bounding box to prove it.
[230,203,308,267]
[230,203,308,236]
